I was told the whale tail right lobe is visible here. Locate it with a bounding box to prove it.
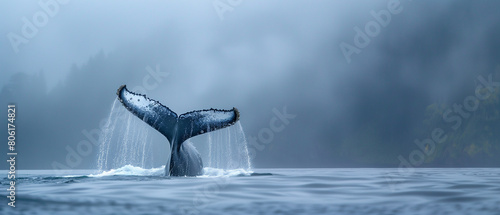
[117,85,240,149]
[176,108,240,148]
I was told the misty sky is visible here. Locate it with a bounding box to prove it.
[1,0,500,169]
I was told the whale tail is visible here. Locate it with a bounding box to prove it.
[116,85,240,149]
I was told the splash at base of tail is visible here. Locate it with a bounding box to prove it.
[116,85,240,176]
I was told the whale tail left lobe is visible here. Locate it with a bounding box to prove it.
[116,85,239,149]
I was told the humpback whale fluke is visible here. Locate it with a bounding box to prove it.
[116,85,240,176]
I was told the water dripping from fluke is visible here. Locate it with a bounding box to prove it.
[97,99,154,171]
[203,121,252,171]
[96,99,253,176]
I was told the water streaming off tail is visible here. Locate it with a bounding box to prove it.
[202,121,252,170]
[98,99,252,172]
[97,99,154,171]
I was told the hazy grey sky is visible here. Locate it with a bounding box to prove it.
[1,0,500,169]
[0,1,378,89]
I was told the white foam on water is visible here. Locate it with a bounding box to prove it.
[199,167,254,178]
[89,165,165,177]
[64,165,252,178]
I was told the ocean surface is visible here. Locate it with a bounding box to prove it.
[1,167,499,215]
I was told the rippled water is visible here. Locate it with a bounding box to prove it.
[1,167,499,215]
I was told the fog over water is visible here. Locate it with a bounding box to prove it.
[1,0,500,169]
